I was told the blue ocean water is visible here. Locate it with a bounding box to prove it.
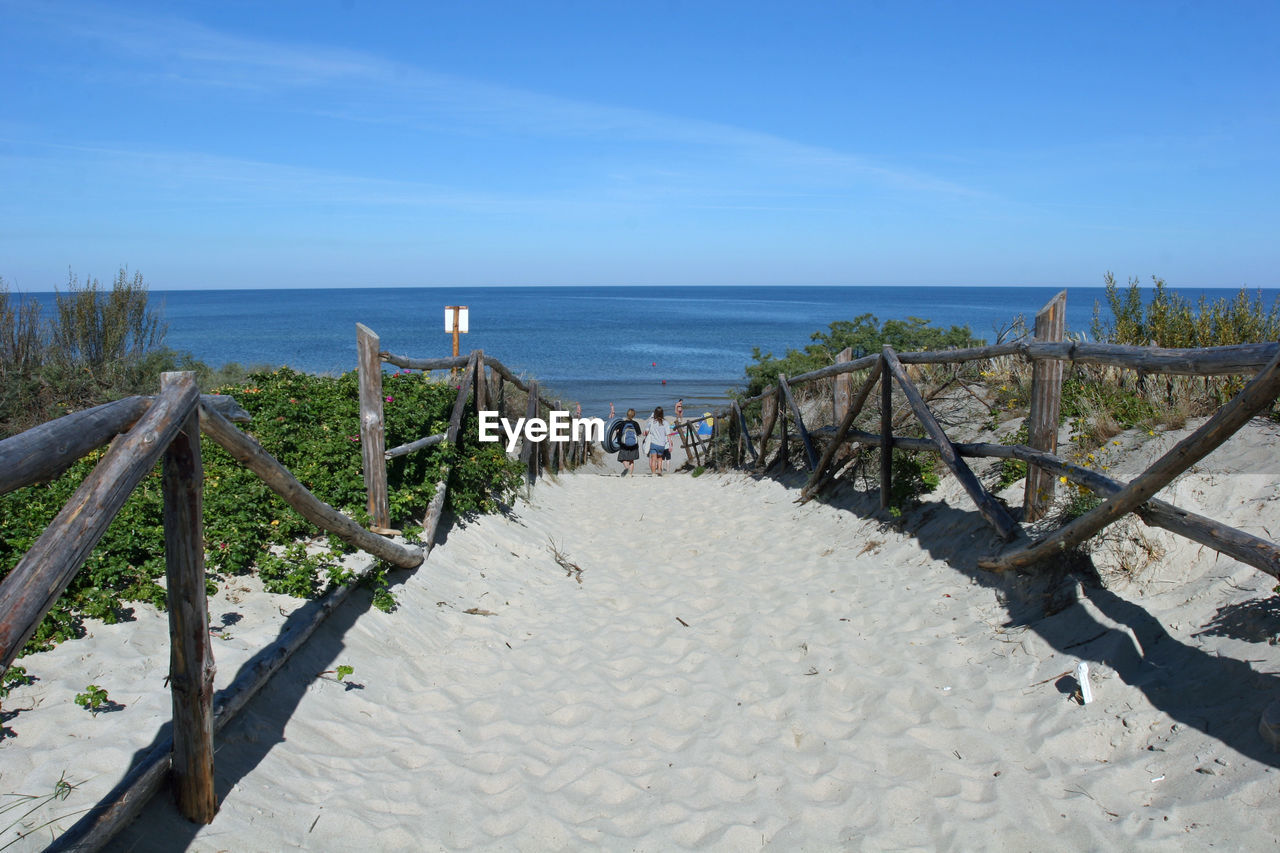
[20,285,1279,418]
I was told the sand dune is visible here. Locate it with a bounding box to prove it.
[4,419,1280,851]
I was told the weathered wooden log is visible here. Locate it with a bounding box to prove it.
[734,401,757,463]
[474,350,488,414]
[953,441,1280,578]
[1024,291,1066,521]
[380,352,470,372]
[447,353,478,445]
[807,424,1280,577]
[495,370,506,421]
[416,353,477,550]
[779,374,818,471]
[385,432,447,460]
[772,394,790,473]
[879,360,893,510]
[0,396,149,494]
[980,343,1280,571]
[199,404,422,570]
[523,379,540,486]
[356,323,390,530]
[834,347,853,424]
[1027,340,1279,375]
[0,395,248,495]
[688,423,704,467]
[420,474,451,552]
[802,360,882,501]
[0,378,199,674]
[757,390,778,465]
[386,351,559,409]
[738,339,1280,407]
[884,346,1019,541]
[538,402,550,476]
[160,373,217,825]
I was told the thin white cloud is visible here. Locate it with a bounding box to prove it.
[5,0,983,199]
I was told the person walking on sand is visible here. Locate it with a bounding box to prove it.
[616,408,641,476]
[670,398,688,469]
[644,406,672,475]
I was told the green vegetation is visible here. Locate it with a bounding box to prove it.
[319,664,354,683]
[888,449,940,511]
[737,273,1280,515]
[1,272,524,659]
[1092,272,1280,348]
[0,366,522,655]
[0,666,33,703]
[1,771,81,845]
[742,313,982,397]
[0,269,258,438]
[73,685,111,716]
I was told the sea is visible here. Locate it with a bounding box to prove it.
[17,285,1280,418]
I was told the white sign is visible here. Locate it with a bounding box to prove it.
[445,306,469,333]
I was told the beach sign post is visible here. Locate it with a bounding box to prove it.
[446,305,469,379]
[445,305,469,358]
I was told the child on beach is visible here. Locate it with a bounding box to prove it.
[616,408,641,476]
[644,406,673,475]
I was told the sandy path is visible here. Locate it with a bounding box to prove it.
[87,455,1280,851]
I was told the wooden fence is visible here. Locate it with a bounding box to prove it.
[0,328,586,848]
[0,371,430,845]
[724,291,1280,581]
[355,324,591,536]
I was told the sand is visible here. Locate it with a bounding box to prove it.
[4,417,1280,850]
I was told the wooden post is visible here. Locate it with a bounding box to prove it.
[1024,291,1067,521]
[523,380,540,486]
[537,401,550,476]
[834,347,853,424]
[685,423,702,467]
[474,350,487,414]
[160,372,218,825]
[495,372,505,421]
[0,379,199,674]
[880,358,893,510]
[801,359,883,501]
[883,347,1019,541]
[758,390,779,465]
[735,401,757,463]
[773,394,790,471]
[356,323,390,531]
[779,374,818,471]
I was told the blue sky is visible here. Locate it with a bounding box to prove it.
[2,0,1276,290]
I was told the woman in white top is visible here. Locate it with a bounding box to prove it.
[644,406,671,475]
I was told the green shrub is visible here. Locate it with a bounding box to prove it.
[743,313,982,397]
[0,367,522,657]
[1091,272,1280,348]
[1,269,180,436]
[1082,273,1280,426]
[888,449,940,510]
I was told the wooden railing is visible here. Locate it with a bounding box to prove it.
[722,291,1280,581]
[0,371,426,846]
[355,324,591,537]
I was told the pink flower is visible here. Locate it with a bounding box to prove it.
[385,396,394,403]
